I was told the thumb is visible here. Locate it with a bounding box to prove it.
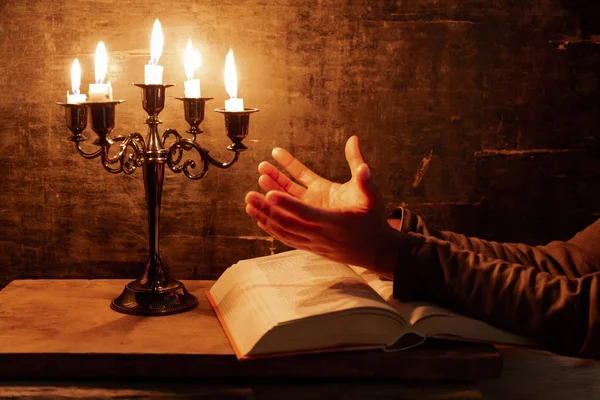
[356,163,380,209]
[345,136,366,178]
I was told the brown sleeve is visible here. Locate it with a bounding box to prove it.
[393,232,600,359]
[390,207,600,277]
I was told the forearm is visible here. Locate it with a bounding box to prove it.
[391,207,544,264]
[391,207,599,277]
[393,233,600,359]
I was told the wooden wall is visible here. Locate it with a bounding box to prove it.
[1,0,599,288]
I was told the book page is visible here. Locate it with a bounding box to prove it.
[209,263,276,356]
[348,265,427,323]
[209,250,404,357]
[236,250,398,323]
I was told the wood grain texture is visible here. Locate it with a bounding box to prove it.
[0,381,483,400]
[0,384,255,400]
[0,279,502,381]
[0,0,599,288]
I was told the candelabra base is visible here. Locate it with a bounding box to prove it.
[110,279,198,316]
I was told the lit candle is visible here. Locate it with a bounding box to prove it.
[183,39,202,98]
[88,41,113,102]
[67,58,87,104]
[145,19,164,84]
[224,49,244,111]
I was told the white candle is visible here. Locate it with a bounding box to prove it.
[67,58,87,103]
[88,41,113,101]
[89,82,112,102]
[225,98,244,111]
[184,79,200,98]
[145,19,163,84]
[224,49,244,111]
[145,65,163,85]
[183,38,201,98]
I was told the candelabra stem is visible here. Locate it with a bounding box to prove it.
[111,158,198,315]
[141,162,167,288]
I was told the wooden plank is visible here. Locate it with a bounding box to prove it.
[0,381,482,400]
[0,383,255,400]
[0,279,502,381]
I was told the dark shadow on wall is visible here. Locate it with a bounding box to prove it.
[561,0,600,37]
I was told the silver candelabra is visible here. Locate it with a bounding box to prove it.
[58,83,258,316]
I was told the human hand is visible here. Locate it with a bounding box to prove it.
[244,136,401,277]
[255,135,380,211]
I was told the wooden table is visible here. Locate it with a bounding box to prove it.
[0,280,503,399]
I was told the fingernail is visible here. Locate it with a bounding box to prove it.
[266,192,279,205]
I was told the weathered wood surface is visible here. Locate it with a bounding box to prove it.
[1,0,600,289]
[0,381,483,400]
[0,384,256,400]
[480,346,600,400]
[6,348,597,400]
[0,279,501,381]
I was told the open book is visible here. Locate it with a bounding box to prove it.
[207,250,534,360]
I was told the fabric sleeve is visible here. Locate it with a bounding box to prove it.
[389,207,600,277]
[392,232,600,359]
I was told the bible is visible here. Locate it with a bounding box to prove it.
[207,250,533,360]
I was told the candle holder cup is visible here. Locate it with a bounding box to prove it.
[216,108,259,152]
[57,85,258,316]
[177,97,214,140]
[57,103,88,142]
[88,101,125,145]
[135,83,173,118]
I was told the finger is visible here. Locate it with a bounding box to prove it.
[258,161,306,198]
[246,191,323,237]
[345,136,366,178]
[257,222,314,252]
[272,147,321,187]
[258,221,298,248]
[257,222,332,256]
[265,191,337,224]
[258,174,285,193]
[256,220,313,249]
[246,203,313,247]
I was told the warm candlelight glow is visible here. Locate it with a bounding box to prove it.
[184,39,202,98]
[89,41,112,101]
[145,19,164,84]
[71,58,81,94]
[184,39,201,80]
[224,49,238,99]
[224,49,244,111]
[150,19,163,65]
[95,41,107,84]
[67,58,87,103]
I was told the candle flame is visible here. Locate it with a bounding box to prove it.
[224,49,238,99]
[95,41,107,84]
[71,58,81,95]
[184,38,202,81]
[150,19,163,65]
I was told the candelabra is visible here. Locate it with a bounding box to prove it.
[57,84,258,316]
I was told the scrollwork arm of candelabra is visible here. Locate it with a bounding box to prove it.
[164,131,240,180]
[75,141,103,160]
[101,133,147,175]
[73,133,146,176]
[58,84,258,317]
